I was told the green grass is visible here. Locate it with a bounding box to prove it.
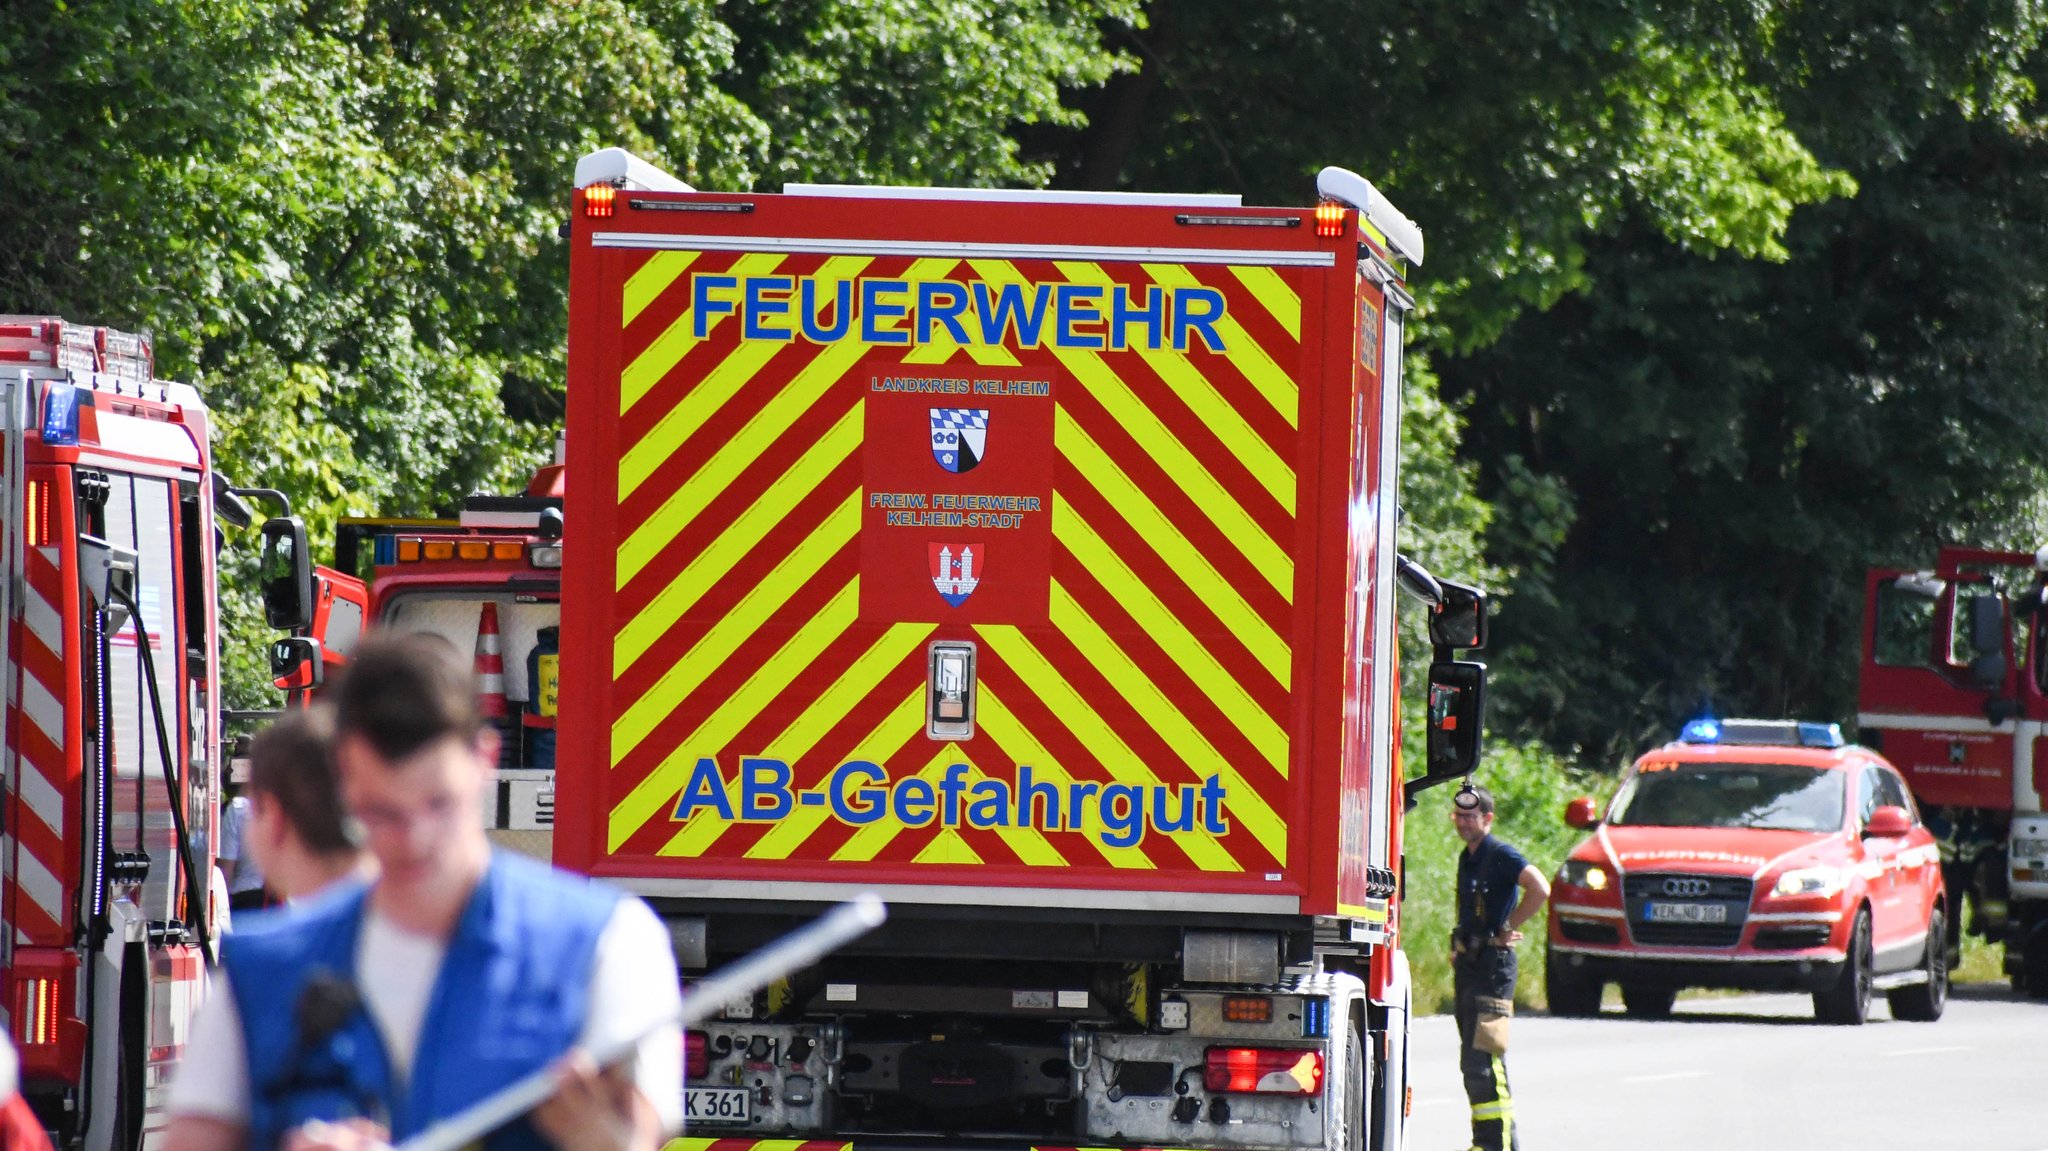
[1401,741,1602,1014]
[1954,929,2005,985]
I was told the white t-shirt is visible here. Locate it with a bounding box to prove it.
[169,891,683,1134]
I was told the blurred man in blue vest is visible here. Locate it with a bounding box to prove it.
[164,634,682,1151]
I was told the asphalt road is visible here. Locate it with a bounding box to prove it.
[1404,984,2047,1151]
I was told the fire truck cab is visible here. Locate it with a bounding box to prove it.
[324,440,568,857]
[1858,545,2048,994]
[0,317,313,1149]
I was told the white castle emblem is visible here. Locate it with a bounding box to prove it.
[931,544,981,607]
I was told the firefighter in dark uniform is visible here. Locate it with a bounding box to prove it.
[1451,784,1549,1151]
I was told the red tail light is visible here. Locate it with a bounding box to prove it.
[1204,1046,1324,1094]
[1314,201,1345,237]
[685,1030,709,1079]
[585,184,617,218]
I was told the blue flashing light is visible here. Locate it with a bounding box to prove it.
[40,383,79,447]
[1797,722,1845,749]
[372,534,397,566]
[1679,718,1721,744]
[1303,997,1329,1039]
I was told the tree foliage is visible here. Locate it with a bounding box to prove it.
[1436,4,2048,760]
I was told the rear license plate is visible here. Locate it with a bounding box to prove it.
[1645,901,1728,924]
[685,1087,752,1125]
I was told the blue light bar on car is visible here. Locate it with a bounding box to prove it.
[1680,718,1720,744]
[1796,722,1845,749]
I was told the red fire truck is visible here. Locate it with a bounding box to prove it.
[0,317,314,1149]
[316,443,567,858]
[1859,545,2048,994]
[547,150,1488,1151]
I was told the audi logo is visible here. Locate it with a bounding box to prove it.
[1661,877,1713,898]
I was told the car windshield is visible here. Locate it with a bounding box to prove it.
[1606,762,1845,832]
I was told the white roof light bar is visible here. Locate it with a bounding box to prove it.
[1315,167,1425,266]
[573,148,694,193]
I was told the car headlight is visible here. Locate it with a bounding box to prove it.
[1558,860,1611,891]
[2012,837,2048,859]
[1772,866,1845,898]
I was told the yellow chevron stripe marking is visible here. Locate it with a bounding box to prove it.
[970,260,1290,600]
[973,686,1139,870]
[1055,262,1294,512]
[619,252,788,416]
[614,382,864,589]
[914,827,984,864]
[622,251,698,329]
[1229,264,1301,341]
[609,498,856,769]
[614,403,862,674]
[735,685,929,860]
[1050,582,1286,863]
[618,254,867,498]
[977,626,1242,873]
[1054,505,1288,771]
[1146,263,1297,427]
[608,578,859,850]
[1056,411,1290,687]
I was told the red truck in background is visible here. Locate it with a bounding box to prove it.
[1859,545,2048,995]
[536,148,1489,1151]
[0,317,313,1149]
[315,445,568,858]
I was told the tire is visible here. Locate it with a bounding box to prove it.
[1544,951,1603,1017]
[1815,909,1874,1025]
[1619,982,1676,1019]
[2025,924,2048,1001]
[1888,908,1950,1022]
[1343,1025,1367,1151]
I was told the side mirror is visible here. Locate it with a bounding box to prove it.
[1425,660,1487,777]
[1565,797,1600,830]
[260,516,315,630]
[1969,594,2005,654]
[1428,580,1489,652]
[270,636,324,690]
[1864,805,1912,839]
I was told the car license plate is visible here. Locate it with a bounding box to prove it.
[685,1087,751,1125]
[1645,901,1727,924]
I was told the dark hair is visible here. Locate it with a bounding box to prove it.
[331,632,482,762]
[247,705,356,854]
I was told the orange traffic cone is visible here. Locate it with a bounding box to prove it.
[474,602,507,719]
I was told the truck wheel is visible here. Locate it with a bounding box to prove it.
[1544,953,1602,1017]
[1887,908,1949,1022]
[1619,983,1675,1019]
[1814,909,1873,1025]
[2025,923,2048,1001]
[1344,1025,1367,1151]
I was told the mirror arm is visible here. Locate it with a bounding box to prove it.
[230,486,293,517]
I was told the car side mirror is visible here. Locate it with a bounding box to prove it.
[1864,805,1912,839]
[260,516,315,630]
[1427,580,1489,652]
[1565,797,1600,830]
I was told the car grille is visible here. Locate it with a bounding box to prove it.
[1621,873,1754,949]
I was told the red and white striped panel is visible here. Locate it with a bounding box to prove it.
[6,544,71,945]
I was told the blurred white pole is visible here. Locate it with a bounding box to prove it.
[395,894,887,1151]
